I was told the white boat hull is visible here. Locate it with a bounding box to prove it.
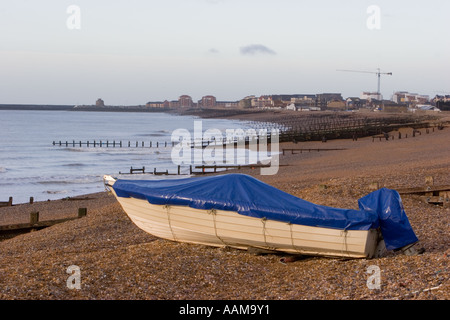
[105,176,381,258]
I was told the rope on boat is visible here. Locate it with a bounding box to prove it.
[209,209,228,247]
[340,229,350,257]
[261,218,268,249]
[164,205,177,242]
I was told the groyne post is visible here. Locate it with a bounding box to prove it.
[30,212,39,225]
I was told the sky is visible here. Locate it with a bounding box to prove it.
[0,0,449,105]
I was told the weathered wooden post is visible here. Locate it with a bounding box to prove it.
[29,197,34,204]
[8,197,13,206]
[30,211,39,225]
[78,208,87,218]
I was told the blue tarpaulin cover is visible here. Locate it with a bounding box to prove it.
[112,173,418,250]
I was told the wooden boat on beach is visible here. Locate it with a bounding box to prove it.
[103,174,419,259]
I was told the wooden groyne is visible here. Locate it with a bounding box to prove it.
[0,208,87,240]
[0,197,13,207]
[282,148,347,155]
[275,116,438,143]
[0,197,36,207]
[52,115,446,150]
[119,163,281,176]
[52,134,277,149]
[53,140,174,148]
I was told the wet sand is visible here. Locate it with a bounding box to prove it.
[0,111,449,300]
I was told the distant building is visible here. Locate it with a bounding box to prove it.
[432,95,450,111]
[376,101,408,113]
[199,95,216,108]
[346,97,367,109]
[361,92,382,101]
[238,96,254,108]
[145,100,170,108]
[179,95,193,107]
[169,100,180,108]
[251,95,274,108]
[249,94,317,109]
[316,93,343,110]
[216,101,239,108]
[392,91,429,106]
[96,98,105,107]
[327,100,347,111]
[290,95,316,106]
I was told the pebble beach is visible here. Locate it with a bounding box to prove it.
[0,111,449,301]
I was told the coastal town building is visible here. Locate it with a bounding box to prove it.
[432,95,450,111]
[216,101,239,108]
[179,95,194,107]
[316,93,344,110]
[361,92,383,101]
[141,90,441,112]
[145,100,170,108]
[238,96,255,108]
[198,95,216,108]
[290,95,316,106]
[96,98,105,107]
[392,91,430,106]
[327,99,347,111]
[381,101,408,113]
[169,100,180,108]
[346,97,368,109]
[251,95,274,108]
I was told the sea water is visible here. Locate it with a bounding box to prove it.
[0,110,255,204]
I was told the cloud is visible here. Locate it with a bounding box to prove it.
[208,48,219,54]
[240,44,276,56]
